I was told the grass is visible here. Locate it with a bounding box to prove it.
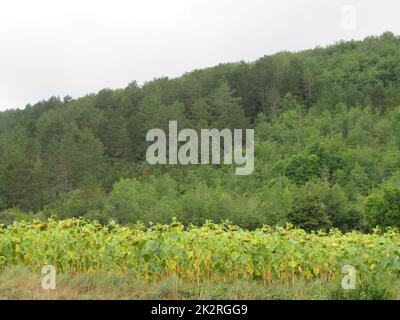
[0,266,399,300]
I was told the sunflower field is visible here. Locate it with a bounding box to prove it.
[0,218,400,285]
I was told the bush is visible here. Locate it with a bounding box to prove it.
[0,208,44,225]
[364,183,400,228]
[288,193,332,231]
[106,176,179,224]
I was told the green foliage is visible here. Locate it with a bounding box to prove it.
[287,180,357,231]
[51,178,106,221]
[288,191,332,231]
[106,176,178,224]
[0,208,43,225]
[365,183,400,228]
[0,33,400,230]
[274,144,342,185]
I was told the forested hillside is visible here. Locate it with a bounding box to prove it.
[1,32,400,231]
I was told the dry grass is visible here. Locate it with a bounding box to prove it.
[0,266,398,300]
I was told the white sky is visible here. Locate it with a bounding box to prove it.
[0,0,399,110]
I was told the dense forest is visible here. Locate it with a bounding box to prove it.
[1,32,400,231]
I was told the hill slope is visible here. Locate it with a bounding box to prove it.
[1,32,400,230]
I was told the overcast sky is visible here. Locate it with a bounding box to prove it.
[0,0,399,110]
